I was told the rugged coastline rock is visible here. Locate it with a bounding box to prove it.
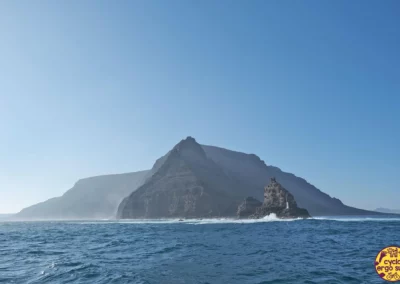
[238,178,311,219]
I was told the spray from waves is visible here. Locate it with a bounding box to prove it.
[73,215,400,225]
[186,214,303,225]
[73,214,303,225]
[49,215,400,225]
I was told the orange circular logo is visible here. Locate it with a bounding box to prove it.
[375,246,400,282]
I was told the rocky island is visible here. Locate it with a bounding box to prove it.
[16,136,384,220]
[237,177,311,219]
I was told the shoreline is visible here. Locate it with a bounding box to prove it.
[3,213,400,223]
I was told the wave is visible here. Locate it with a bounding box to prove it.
[50,215,400,225]
[183,214,303,225]
[76,214,302,225]
[68,214,297,225]
[312,216,400,222]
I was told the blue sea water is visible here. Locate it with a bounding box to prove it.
[1,216,399,284]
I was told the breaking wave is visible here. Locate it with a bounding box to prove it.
[183,213,302,224]
[73,214,302,225]
[68,215,400,225]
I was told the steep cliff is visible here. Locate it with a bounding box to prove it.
[237,197,262,218]
[202,145,380,216]
[118,138,383,218]
[117,137,242,218]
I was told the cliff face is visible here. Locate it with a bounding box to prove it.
[237,197,262,218]
[117,137,241,219]
[262,177,298,208]
[119,138,383,219]
[15,171,149,220]
[202,145,380,216]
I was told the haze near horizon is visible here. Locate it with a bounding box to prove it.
[0,0,399,213]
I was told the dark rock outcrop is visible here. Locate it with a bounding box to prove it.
[237,197,262,218]
[117,137,242,219]
[238,178,311,219]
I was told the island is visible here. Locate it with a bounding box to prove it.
[15,137,383,220]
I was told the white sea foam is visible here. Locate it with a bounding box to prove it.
[185,215,301,225]
[108,214,302,225]
[69,215,400,225]
[312,216,400,222]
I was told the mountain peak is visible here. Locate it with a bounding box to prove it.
[185,136,196,141]
[172,136,206,157]
[175,136,198,147]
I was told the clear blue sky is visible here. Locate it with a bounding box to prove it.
[0,0,399,213]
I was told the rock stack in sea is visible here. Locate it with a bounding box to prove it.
[237,177,311,219]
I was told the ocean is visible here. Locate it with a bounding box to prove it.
[1,216,399,283]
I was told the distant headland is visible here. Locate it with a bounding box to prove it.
[14,137,384,221]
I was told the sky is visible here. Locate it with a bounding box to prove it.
[0,0,399,214]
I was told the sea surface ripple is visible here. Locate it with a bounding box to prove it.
[1,216,399,283]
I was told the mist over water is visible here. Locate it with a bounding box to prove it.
[1,217,398,283]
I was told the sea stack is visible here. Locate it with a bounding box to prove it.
[237,177,311,219]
